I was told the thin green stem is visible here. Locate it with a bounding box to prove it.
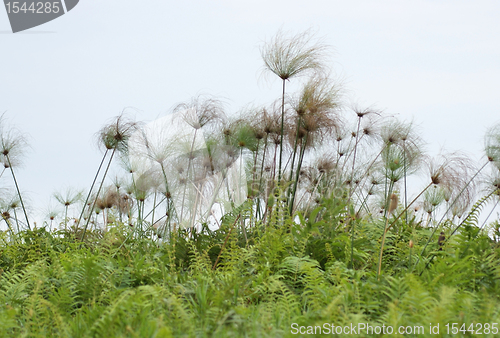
[278,79,286,183]
[347,117,362,202]
[289,133,308,215]
[377,214,391,279]
[255,135,269,221]
[6,154,30,230]
[13,208,20,233]
[64,205,68,231]
[180,129,199,222]
[81,149,116,242]
[77,149,109,228]
[151,191,157,227]
[287,116,302,192]
[403,140,408,224]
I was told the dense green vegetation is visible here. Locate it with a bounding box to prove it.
[1,206,500,337]
[1,30,500,337]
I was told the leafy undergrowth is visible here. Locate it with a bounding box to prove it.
[1,203,500,338]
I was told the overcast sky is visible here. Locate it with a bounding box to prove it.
[1,0,499,225]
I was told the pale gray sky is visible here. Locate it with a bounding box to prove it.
[1,0,500,224]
